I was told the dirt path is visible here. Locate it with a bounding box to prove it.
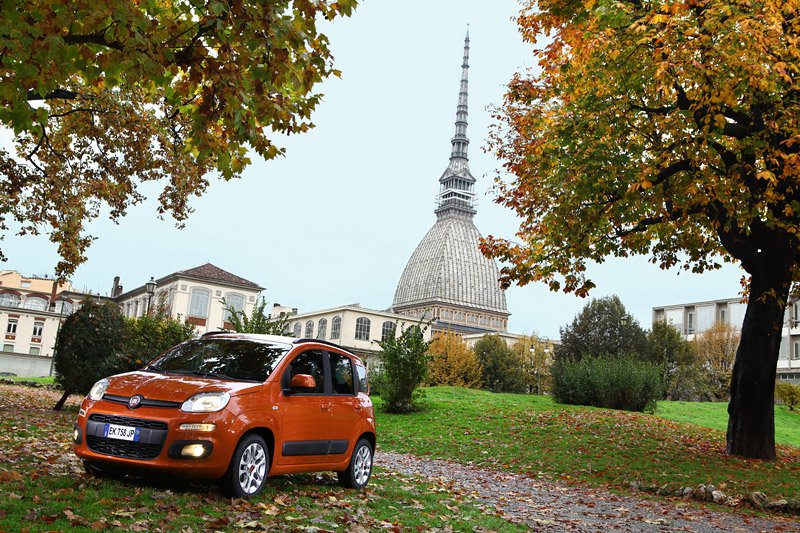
[376,450,800,532]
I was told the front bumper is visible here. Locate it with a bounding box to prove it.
[73,397,238,479]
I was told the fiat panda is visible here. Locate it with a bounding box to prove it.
[73,333,375,497]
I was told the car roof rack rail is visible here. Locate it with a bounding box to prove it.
[201,330,233,337]
[292,337,354,353]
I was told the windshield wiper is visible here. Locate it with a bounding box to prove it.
[144,364,163,373]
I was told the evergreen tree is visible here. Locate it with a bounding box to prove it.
[557,296,648,362]
[53,299,126,410]
[474,335,526,393]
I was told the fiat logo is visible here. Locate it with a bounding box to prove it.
[128,395,143,409]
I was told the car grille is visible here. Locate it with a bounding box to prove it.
[88,414,168,430]
[86,414,168,460]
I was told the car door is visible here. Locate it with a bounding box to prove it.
[277,349,332,466]
[327,351,360,457]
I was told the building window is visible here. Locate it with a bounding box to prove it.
[355,317,371,341]
[381,321,396,342]
[224,292,245,321]
[188,287,210,318]
[794,301,800,326]
[125,302,131,317]
[455,312,465,322]
[133,300,139,317]
[3,343,13,352]
[293,322,302,338]
[794,341,800,360]
[305,320,314,338]
[20,281,30,288]
[32,322,44,338]
[719,308,727,323]
[686,312,695,334]
[6,319,17,334]
[29,346,40,356]
[331,316,342,339]
[23,296,48,311]
[0,293,20,308]
[317,319,327,340]
[54,300,73,315]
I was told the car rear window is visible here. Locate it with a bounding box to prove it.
[146,338,292,382]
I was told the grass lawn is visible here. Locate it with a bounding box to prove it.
[655,400,800,447]
[0,385,523,531]
[375,387,800,503]
[1,376,55,385]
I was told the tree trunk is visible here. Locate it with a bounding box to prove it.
[726,264,792,459]
[53,388,73,411]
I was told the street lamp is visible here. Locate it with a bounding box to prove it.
[619,316,629,326]
[145,277,156,315]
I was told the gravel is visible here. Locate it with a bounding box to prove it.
[376,450,800,532]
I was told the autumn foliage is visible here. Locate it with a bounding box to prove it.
[485,0,800,459]
[0,0,357,278]
[427,333,482,389]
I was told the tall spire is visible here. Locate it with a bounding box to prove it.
[435,31,477,219]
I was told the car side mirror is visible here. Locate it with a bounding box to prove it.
[284,373,316,395]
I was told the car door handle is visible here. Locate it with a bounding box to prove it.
[320,402,331,412]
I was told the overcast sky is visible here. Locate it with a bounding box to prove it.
[2,0,744,339]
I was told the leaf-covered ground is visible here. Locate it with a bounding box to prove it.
[0,384,523,531]
[376,387,800,504]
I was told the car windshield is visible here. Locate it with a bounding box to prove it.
[146,338,292,382]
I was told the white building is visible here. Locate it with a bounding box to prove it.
[286,304,434,364]
[653,297,800,383]
[115,263,264,335]
[0,270,103,376]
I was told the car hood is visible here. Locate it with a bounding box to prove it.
[105,371,263,402]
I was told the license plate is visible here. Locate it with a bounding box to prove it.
[103,423,140,442]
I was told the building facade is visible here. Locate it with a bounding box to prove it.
[0,270,102,375]
[653,296,800,383]
[115,263,264,335]
[286,304,434,364]
[392,34,510,335]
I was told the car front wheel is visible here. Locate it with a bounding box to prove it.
[220,434,269,498]
[337,438,373,490]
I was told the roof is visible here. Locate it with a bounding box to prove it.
[392,213,508,315]
[175,263,263,290]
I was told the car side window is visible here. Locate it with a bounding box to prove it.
[355,364,368,394]
[286,350,325,394]
[330,352,354,395]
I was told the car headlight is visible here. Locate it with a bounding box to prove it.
[88,379,109,401]
[181,392,231,413]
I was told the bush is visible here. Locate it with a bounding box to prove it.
[427,333,482,388]
[776,382,800,411]
[376,324,431,413]
[366,362,387,398]
[551,355,663,413]
[118,313,196,372]
[53,299,127,410]
[473,335,526,393]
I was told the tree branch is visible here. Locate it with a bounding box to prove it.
[26,89,80,101]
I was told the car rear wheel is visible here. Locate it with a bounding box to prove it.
[219,434,269,498]
[337,438,372,490]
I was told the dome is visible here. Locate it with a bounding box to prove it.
[392,212,508,315]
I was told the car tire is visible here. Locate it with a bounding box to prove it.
[337,438,373,490]
[219,434,270,498]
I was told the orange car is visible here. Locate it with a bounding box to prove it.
[73,333,375,498]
